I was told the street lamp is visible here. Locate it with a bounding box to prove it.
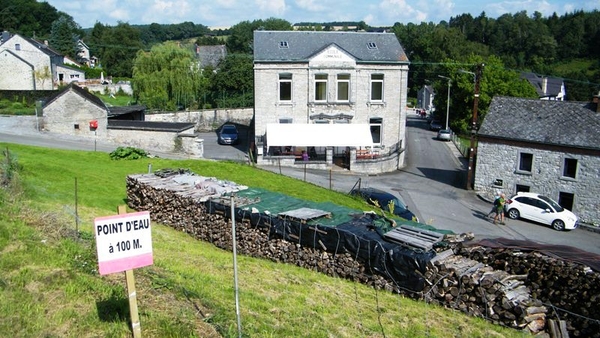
[438,75,451,130]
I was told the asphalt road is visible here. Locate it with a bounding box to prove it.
[258,115,600,255]
[1,114,599,254]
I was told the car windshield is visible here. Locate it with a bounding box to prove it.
[538,195,564,212]
[222,126,237,133]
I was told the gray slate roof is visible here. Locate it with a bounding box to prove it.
[253,30,408,64]
[479,96,600,150]
[521,72,564,98]
[108,120,195,132]
[43,83,107,110]
[196,45,227,68]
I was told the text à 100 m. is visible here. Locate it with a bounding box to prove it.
[113,239,142,252]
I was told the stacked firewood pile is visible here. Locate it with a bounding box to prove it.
[126,173,566,335]
[422,248,547,334]
[458,245,600,338]
[125,174,393,290]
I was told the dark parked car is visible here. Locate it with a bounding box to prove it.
[350,187,418,222]
[217,124,239,145]
[429,120,442,131]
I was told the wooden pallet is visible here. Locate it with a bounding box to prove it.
[383,224,445,251]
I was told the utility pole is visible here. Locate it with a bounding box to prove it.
[466,64,484,190]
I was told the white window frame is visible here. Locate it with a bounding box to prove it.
[369,117,382,145]
[370,74,384,102]
[314,74,328,102]
[336,74,350,102]
[279,73,292,102]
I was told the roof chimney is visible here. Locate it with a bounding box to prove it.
[542,77,548,95]
[593,92,600,113]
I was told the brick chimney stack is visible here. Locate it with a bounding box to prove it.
[593,92,600,112]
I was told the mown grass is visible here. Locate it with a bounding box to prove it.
[0,142,530,337]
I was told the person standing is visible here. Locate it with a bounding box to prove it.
[493,193,506,225]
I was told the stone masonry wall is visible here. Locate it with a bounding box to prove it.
[475,142,600,224]
[144,108,254,131]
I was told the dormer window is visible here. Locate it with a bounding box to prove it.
[279,41,289,48]
[366,42,377,49]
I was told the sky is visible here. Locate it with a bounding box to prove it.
[46,0,599,29]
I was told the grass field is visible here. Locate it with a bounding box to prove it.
[0,143,530,337]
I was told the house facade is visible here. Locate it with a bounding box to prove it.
[0,31,84,90]
[474,95,600,224]
[42,83,108,137]
[253,30,410,174]
[417,85,434,112]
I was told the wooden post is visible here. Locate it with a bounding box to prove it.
[118,205,142,338]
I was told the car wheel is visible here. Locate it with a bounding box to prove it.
[552,219,566,231]
[507,208,520,219]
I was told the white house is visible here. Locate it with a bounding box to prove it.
[253,30,410,174]
[0,31,84,90]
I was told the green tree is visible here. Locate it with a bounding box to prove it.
[0,0,61,38]
[434,55,537,134]
[226,18,293,54]
[207,53,254,108]
[132,42,206,110]
[86,22,107,63]
[100,23,145,78]
[49,14,83,59]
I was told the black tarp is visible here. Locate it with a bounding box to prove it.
[206,200,436,292]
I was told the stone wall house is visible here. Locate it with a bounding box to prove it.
[0,31,66,90]
[42,83,108,137]
[253,30,410,174]
[474,95,600,224]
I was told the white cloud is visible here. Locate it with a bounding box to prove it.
[256,0,287,14]
[295,0,327,11]
[377,0,428,24]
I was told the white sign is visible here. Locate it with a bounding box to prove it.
[94,211,153,275]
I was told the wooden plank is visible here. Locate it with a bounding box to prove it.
[384,231,436,251]
[396,225,444,241]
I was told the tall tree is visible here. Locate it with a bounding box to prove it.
[0,0,61,38]
[49,14,83,59]
[132,42,206,110]
[226,18,293,54]
[100,23,144,78]
[207,53,254,108]
[434,55,537,134]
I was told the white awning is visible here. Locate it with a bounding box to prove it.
[266,123,373,147]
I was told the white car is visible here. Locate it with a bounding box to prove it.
[504,192,579,231]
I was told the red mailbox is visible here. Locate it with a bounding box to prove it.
[89,120,98,129]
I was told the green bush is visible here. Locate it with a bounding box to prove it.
[109,146,148,160]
